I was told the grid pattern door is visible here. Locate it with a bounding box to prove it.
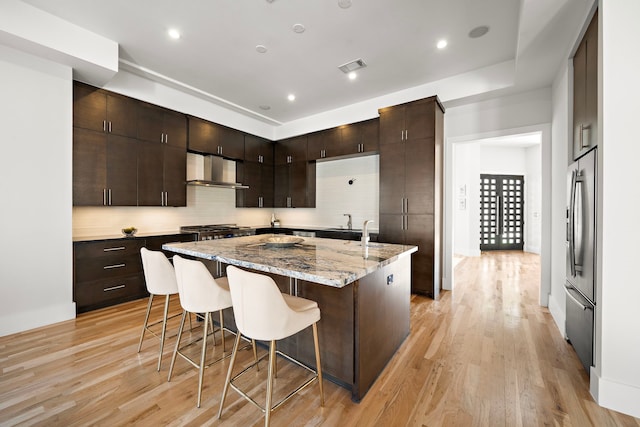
[479,174,525,251]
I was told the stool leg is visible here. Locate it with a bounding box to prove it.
[168,310,187,382]
[312,322,324,406]
[252,339,259,371]
[219,309,225,351]
[197,311,210,408]
[265,340,276,427]
[217,332,243,420]
[157,294,171,371]
[210,314,216,346]
[137,294,154,352]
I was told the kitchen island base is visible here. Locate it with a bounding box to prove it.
[215,255,411,401]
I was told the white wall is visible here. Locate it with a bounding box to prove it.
[592,0,640,417]
[452,143,480,256]
[525,144,542,254]
[0,45,75,335]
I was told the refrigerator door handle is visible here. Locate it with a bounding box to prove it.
[568,169,577,277]
[564,284,592,311]
[574,172,585,273]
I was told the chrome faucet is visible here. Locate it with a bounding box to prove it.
[344,214,352,230]
[362,219,374,259]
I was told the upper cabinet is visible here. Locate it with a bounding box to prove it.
[244,134,274,164]
[307,119,379,160]
[238,135,274,208]
[275,136,308,165]
[274,136,314,208]
[188,116,244,159]
[573,10,598,161]
[73,82,138,138]
[138,102,187,148]
[73,81,186,207]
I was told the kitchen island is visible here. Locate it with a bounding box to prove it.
[163,234,417,401]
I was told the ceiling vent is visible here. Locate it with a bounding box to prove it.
[338,58,367,73]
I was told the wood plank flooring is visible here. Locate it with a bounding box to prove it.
[2,251,639,426]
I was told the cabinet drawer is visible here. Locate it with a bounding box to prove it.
[75,239,145,259]
[75,253,143,282]
[75,275,146,312]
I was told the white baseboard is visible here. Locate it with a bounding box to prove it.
[0,303,76,337]
[591,369,640,418]
[547,292,565,338]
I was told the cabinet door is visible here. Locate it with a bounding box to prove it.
[188,116,217,154]
[163,145,186,206]
[379,144,405,214]
[307,131,325,160]
[137,141,164,206]
[73,83,107,133]
[584,12,598,152]
[290,161,308,207]
[245,135,273,164]
[405,101,435,141]
[404,138,435,214]
[274,164,290,207]
[377,214,404,245]
[239,161,261,207]
[339,123,360,156]
[73,128,107,206]
[360,119,379,153]
[137,103,165,144]
[277,136,308,163]
[405,214,434,295]
[322,128,343,158]
[572,38,587,158]
[261,163,274,207]
[218,126,245,159]
[379,106,405,145]
[163,110,187,148]
[106,135,138,206]
[106,94,138,138]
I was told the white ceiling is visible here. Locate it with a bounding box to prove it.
[21,0,593,124]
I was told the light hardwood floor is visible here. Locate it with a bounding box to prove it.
[1,251,639,426]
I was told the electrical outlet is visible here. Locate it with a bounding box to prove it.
[386,274,394,285]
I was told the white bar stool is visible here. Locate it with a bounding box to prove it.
[218,266,324,427]
[168,255,257,408]
[138,247,182,371]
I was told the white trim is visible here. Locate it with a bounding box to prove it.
[590,368,640,418]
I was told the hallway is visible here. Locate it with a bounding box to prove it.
[1,252,638,426]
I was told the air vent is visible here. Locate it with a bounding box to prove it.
[338,58,367,73]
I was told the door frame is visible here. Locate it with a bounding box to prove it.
[443,123,551,307]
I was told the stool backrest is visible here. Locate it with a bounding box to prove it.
[173,255,231,313]
[226,266,293,341]
[140,248,178,295]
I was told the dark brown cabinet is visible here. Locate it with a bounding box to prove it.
[237,135,274,208]
[138,102,187,148]
[188,116,244,159]
[137,143,186,206]
[274,136,315,207]
[377,97,444,297]
[73,82,138,138]
[307,119,379,160]
[73,128,138,206]
[73,238,146,313]
[573,10,598,160]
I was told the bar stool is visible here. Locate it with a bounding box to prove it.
[168,255,256,408]
[218,266,324,427]
[138,247,181,371]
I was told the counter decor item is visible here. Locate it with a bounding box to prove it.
[263,236,303,248]
[122,226,138,237]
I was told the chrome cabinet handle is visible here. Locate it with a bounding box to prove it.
[104,263,125,270]
[165,133,168,144]
[108,121,112,133]
[103,246,125,252]
[104,284,126,292]
[108,189,112,206]
[103,188,107,206]
[103,120,106,132]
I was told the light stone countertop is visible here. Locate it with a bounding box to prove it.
[163,234,417,288]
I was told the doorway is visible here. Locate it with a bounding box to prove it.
[479,174,525,251]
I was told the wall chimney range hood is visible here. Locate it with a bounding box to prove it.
[186,152,248,189]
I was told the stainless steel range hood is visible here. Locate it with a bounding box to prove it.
[186,152,248,189]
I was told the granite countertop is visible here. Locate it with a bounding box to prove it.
[163,234,416,288]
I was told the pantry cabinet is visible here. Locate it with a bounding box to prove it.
[377,96,444,298]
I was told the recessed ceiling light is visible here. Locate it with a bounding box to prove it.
[168,28,181,40]
[436,39,448,49]
[287,94,296,101]
[469,25,490,39]
[256,45,268,53]
[292,24,306,34]
[338,0,352,9]
[259,105,271,110]
[348,71,357,80]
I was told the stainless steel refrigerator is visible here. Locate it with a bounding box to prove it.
[565,148,596,372]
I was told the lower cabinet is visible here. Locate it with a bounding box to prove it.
[73,233,197,313]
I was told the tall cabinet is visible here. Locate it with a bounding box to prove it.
[378,97,444,298]
[572,10,598,161]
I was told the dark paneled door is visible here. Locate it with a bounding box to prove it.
[479,174,525,251]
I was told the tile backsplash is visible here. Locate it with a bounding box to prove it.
[73,155,380,238]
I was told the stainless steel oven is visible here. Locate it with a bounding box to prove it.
[180,224,255,241]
